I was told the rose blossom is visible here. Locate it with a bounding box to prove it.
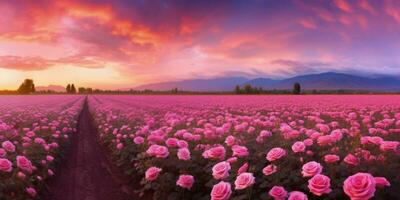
[176,174,194,190]
[177,148,191,160]
[26,187,36,197]
[374,177,390,188]
[237,162,248,174]
[324,154,340,163]
[268,186,288,200]
[301,161,323,177]
[231,145,249,157]
[0,158,12,172]
[288,191,308,200]
[379,141,399,152]
[263,164,277,176]
[308,174,332,196]
[18,171,26,180]
[343,173,376,200]
[211,181,232,200]
[145,167,162,181]
[266,147,286,162]
[2,141,15,152]
[225,136,236,146]
[292,141,306,153]
[146,144,169,158]
[234,172,255,190]
[16,156,33,173]
[303,139,313,146]
[344,154,359,166]
[165,138,179,147]
[0,148,6,157]
[203,146,226,160]
[212,161,231,180]
[133,136,144,144]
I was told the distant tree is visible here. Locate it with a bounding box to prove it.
[235,85,241,94]
[66,84,71,93]
[171,88,178,94]
[17,79,35,94]
[78,87,86,93]
[71,84,77,94]
[293,82,301,95]
[244,84,253,94]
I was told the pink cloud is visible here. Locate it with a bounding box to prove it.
[333,0,353,13]
[0,56,53,71]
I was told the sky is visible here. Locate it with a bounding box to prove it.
[1,0,400,90]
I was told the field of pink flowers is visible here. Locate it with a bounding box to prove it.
[88,95,400,200]
[0,96,84,200]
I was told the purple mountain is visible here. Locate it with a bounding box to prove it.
[134,72,400,92]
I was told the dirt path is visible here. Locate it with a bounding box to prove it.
[44,99,132,200]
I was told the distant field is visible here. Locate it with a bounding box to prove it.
[1,95,399,200]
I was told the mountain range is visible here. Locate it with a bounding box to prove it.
[134,72,400,92]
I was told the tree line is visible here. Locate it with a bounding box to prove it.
[235,82,301,95]
[1,79,398,95]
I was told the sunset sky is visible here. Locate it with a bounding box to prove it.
[1,0,400,89]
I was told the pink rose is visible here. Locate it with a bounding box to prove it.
[374,177,390,188]
[211,181,232,200]
[165,138,179,147]
[268,186,288,200]
[203,146,226,160]
[26,187,37,197]
[266,147,286,162]
[145,167,162,181]
[116,143,123,150]
[324,154,340,163]
[292,141,306,153]
[234,172,255,190]
[288,191,308,200]
[16,156,33,174]
[317,135,332,146]
[303,139,313,146]
[226,157,238,163]
[46,155,54,162]
[212,161,231,180]
[237,162,248,174]
[0,148,6,157]
[231,145,249,157]
[2,141,15,152]
[225,136,236,146]
[176,174,194,190]
[344,154,359,166]
[177,148,191,160]
[146,144,169,158]
[133,136,144,144]
[301,161,323,177]
[343,173,376,200]
[379,141,399,152]
[177,140,189,148]
[0,158,12,172]
[263,164,277,176]
[18,171,26,180]
[308,174,332,196]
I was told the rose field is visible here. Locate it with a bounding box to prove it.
[1,95,400,200]
[0,96,84,200]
